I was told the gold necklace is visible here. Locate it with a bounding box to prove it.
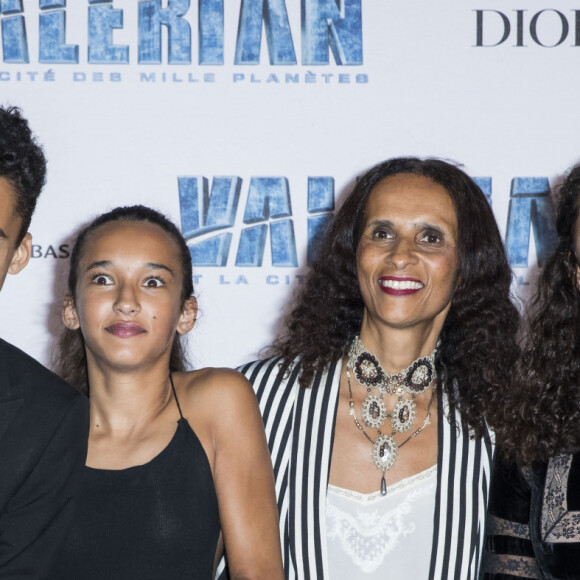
[346,336,437,496]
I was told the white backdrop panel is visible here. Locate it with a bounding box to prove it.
[0,0,577,368]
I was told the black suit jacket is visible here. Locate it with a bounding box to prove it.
[0,338,89,578]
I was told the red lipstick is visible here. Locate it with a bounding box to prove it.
[378,276,424,296]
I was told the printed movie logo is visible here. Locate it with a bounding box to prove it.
[0,0,363,65]
[178,176,335,267]
[177,175,558,271]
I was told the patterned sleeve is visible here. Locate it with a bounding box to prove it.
[481,452,541,579]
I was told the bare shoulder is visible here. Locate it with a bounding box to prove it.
[173,368,258,416]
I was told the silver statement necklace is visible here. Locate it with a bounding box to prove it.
[346,336,437,496]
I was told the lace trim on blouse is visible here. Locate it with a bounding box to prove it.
[327,464,437,503]
[326,465,437,576]
[542,453,580,543]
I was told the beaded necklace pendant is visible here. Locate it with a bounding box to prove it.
[361,394,388,429]
[346,336,437,496]
[391,398,417,432]
[372,434,398,472]
[405,359,434,394]
[354,352,384,387]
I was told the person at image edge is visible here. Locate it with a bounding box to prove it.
[0,105,89,577]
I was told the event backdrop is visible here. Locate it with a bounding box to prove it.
[0,0,578,370]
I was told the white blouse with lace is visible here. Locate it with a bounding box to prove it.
[326,465,437,579]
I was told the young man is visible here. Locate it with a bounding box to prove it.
[0,106,89,577]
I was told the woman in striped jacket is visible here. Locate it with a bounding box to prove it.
[239,157,520,580]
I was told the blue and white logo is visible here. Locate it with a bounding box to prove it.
[179,176,334,267]
[178,174,558,273]
[1,0,363,65]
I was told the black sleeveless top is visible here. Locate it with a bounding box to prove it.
[49,383,220,579]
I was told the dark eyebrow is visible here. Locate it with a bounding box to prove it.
[85,260,112,272]
[145,262,174,275]
[367,220,393,228]
[418,222,445,232]
[367,220,446,231]
[84,260,174,275]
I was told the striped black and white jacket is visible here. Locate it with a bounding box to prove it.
[239,356,494,580]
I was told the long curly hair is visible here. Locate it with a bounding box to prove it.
[0,106,46,242]
[270,157,520,437]
[500,164,580,463]
[54,205,194,395]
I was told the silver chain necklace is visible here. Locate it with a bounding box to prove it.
[346,336,437,496]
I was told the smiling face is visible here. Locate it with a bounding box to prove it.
[0,177,31,291]
[356,173,459,334]
[64,220,196,374]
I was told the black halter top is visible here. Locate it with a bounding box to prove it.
[49,378,220,579]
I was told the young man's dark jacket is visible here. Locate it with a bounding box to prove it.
[0,338,88,578]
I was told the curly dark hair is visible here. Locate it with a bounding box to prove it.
[54,205,194,395]
[270,157,520,437]
[499,164,580,464]
[0,106,47,243]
